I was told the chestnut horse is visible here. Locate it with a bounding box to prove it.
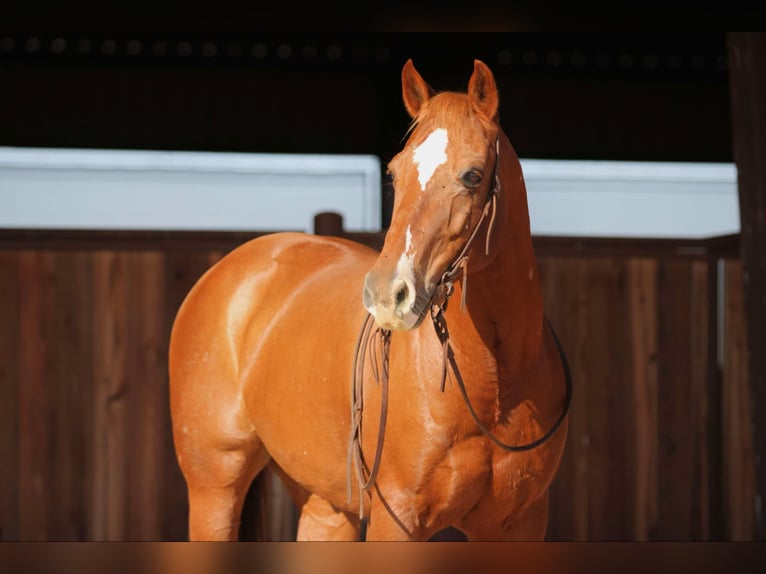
[169,59,571,541]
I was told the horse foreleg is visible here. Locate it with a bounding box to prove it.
[295,494,361,541]
[363,487,426,541]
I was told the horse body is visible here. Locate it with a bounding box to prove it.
[169,59,569,541]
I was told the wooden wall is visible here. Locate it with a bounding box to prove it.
[0,246,215,541]
[0,229,754,541]
[538,249,752,540]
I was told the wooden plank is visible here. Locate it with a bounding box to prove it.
[537,257,573,541]
[537,257,566,539]
[626,258,659,540]
[17,251,55,540]
[540,257,591,540]
[126,252,166,540]
[538,256,574,539]
[571,259,594,540]
[73,252,96,541]
[71,252,96,541]
[723,260,755,539]
[727,31,766,540]
[583,258,631,539]
[655,260,695,538]
[90,252,129,541]
[690,259,711,539]
[49,252,95,540]
[0,253,20,540]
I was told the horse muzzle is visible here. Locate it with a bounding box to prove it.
[362,270,428,331]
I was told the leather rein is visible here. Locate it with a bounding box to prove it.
[346,138,573,519]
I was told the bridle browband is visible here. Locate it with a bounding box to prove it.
[346,135,573,520]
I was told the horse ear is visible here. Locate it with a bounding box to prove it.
[401,59,435,119]
[467,59,499,121]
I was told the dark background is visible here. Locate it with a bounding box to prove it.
[0,29,734,162]
[0,26,738,227]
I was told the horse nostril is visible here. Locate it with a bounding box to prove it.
[395,282,409,307]
[392,277,414,316]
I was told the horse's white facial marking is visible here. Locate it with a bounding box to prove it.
[396,249,415,282]
[398,225,416,279]
[387,227,419,328]
[413,128,448,191]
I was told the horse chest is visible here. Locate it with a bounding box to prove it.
[395,433,545,532]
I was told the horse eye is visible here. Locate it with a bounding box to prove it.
[461,169,482,188]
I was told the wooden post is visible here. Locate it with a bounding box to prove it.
[313,212,345,237]
[727,31,766,540]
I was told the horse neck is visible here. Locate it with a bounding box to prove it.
[457,130,545,377]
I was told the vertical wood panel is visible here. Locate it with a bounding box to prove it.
[50,252,95,540]
[690,260,711,539]
[73,252,96,540]
[540,257,591,540]
[126,252,166,540]
[0,253,20,540]
[17,251,55,540]
[91,252,129,541]
[584,258,630,540]
[723,260,755,539]
[627,258,658,540]
[656,260,695,538]
[566,259,592,541]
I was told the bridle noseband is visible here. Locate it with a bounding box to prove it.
[346,135,573,520]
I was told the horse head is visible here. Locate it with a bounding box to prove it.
[363,59,504,331]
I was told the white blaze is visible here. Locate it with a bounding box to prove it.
[413,128,448,191]
[395,224,416,299]
[397,225,415,278]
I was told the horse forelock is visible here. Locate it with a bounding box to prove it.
[403,92,498,156]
